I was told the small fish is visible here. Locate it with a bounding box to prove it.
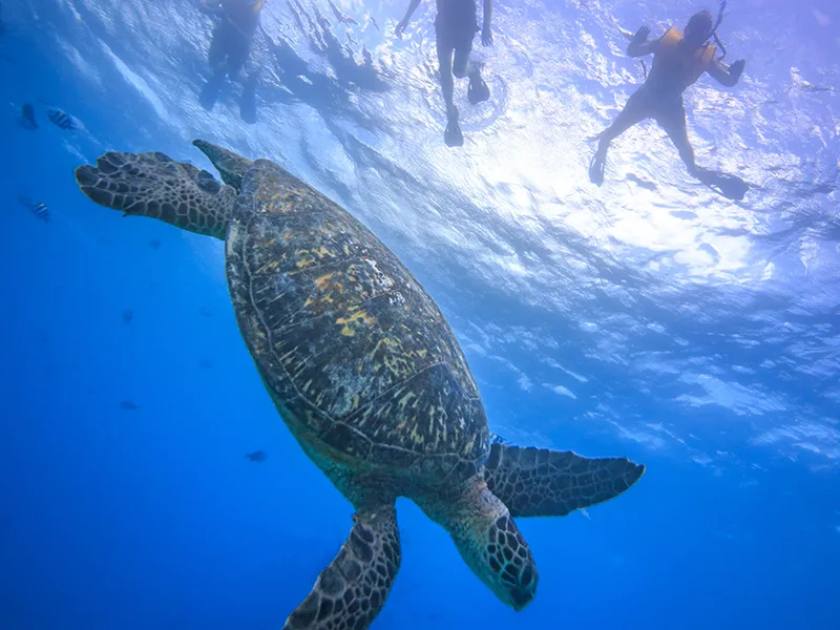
[149,239,161,250]
[245,450,267,463]
[19,103,37,129]
[198,358,214,369]
[119,400,139,411]
[47,108,78,130]
[199,306,213,318]
[18,196,49,222]
[122,309,134,324]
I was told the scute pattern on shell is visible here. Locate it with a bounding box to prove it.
[226,160,489,475]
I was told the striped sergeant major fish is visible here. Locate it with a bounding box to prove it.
[47,108,78,130]
[18,196,49,222]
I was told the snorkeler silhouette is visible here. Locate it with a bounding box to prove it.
[589,8,748,201]
[199,0,265,123]
[396,0,493,147]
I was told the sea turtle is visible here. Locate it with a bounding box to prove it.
[74,140,644,629]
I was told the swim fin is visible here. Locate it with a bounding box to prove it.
[697,168,749,201]
[589,150,606,185]
[468,73,491,105]
[199,73,225,111]
[444,107,464,147]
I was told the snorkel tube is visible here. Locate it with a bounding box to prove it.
[709,0,728,59]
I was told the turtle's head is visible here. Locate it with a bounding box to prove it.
[418,478,538,611]
[193,139,253,191]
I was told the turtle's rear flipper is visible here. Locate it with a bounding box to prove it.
[284,504,400,630]
[75,151,237,239]
[484,443,644,517]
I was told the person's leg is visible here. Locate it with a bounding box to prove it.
[227,32,257,122]
[225,29,252,79]
[207,25,227,73]
[239,68,258,124]
[597,91,649,155]
[458,48,491,105]
[435,28,464,146]
[453,48,471,79]
[448,22,489,106]
[658,98,698,175]
[436,39,457,117]
[439,49,463,143]
[201,24,229,111]
[590,90,649,184]
[659,99,748,200]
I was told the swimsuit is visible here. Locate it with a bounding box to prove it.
[435,0,478,52]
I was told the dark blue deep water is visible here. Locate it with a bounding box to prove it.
[2,0,839,628]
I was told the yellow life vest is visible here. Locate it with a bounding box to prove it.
[654,26,716,88]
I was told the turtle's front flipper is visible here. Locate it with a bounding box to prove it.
[484,443,644,517]
[75,151,237,239]
[284,504,400,630]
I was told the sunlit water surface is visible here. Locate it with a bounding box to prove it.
[2,0,839,628]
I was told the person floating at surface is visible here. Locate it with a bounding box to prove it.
[589,10,749,201]
[396,0,493,147]
[199,0,266,123]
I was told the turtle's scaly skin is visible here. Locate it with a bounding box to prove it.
[226,160,488,493]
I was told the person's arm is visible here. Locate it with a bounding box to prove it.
[395,0,421,37]
[708,58,746,87]
[482,0,493,46]
[626,26,657,57]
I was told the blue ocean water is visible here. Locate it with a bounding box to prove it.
[2,0,839,628]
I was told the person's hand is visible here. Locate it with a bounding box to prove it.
[481,23,493,46]
[395,19,408,38]
[631,25,650,45]
[730,59,746,82]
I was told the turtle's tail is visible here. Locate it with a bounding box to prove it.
[75,150,238,240]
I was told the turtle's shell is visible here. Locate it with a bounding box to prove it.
[225,160,489,484]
